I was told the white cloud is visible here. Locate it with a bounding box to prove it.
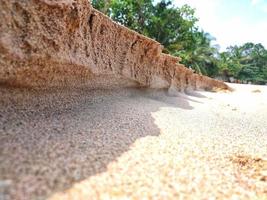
[214,17,267,50]
[251,0,267,13]
[251,0,262,6]
[262,5,267,13]
[174,0,267,51]
[174,0,221,32]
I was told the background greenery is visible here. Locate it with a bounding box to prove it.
[92,0,267,84]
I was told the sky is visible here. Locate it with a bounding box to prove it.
[174,0,267,51]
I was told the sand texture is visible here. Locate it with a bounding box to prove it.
[0,83,266,200]
[0,1,265,199]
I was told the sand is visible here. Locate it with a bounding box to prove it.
[0,83,266,199]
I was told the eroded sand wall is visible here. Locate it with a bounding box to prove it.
[0,0,229,91]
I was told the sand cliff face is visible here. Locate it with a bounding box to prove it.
[0,0,229,91]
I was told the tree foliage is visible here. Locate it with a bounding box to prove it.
[218,43,267,84]
[92,0,267,84]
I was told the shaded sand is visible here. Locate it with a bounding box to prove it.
[0,83,266,199]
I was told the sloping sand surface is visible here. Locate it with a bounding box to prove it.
[0,84,266,199]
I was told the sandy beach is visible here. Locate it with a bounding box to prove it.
[0,83,266,199]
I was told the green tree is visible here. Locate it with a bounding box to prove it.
[146,2,197,50]
[218,43,267,84]
[91,0,112,14]
[238,43,267,83]
[92,0,267,84]
[93,0,197,52]
[175,31,219,76]
[107,0,154,34]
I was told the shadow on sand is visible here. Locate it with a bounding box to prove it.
[0,86,206,199]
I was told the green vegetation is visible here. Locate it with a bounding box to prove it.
[92,0,267,84]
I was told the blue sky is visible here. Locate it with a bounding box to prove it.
[174,0,267,51]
